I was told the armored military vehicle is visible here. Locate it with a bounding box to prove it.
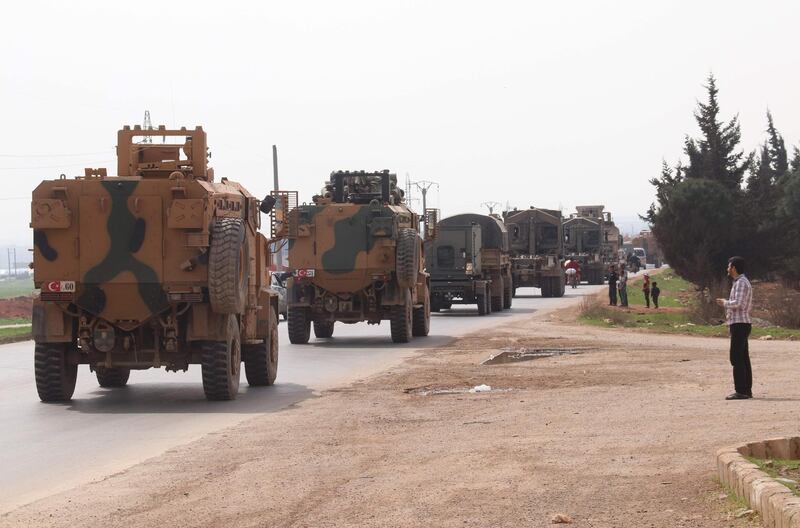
[31,126,281,402]
[425,213,511,314]
[563,206,605,285]
[502,207,565,298]
[285,170,433,344]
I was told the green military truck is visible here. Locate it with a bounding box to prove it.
[424,214,512,315]
[563,206,606,285]
[502,207,565,298]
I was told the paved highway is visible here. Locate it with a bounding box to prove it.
[0,285,604,513]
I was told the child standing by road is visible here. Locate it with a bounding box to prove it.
[642,274,651,308]
[651,281,660,308]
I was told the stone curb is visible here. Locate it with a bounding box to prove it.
[716,436,800,527]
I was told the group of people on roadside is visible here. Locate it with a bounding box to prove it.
[606,263,660,308]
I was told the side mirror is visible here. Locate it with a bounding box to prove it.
[260,195,276,214]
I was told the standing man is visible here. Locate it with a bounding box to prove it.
[618,263,629,307]
[642,273,651,308]
[607,265,618,306]
[716,256,753,400]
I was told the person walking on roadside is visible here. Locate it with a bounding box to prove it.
[716,256,753,400]
[642,273,651,308]
[618,263,629,307]
[607,265,618,306]
[651,281,660,309]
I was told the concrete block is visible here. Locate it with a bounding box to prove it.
[766,438,793,460]
[749,441,768,459]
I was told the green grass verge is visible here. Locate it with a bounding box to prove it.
[581,310,798,339]
[0,325,31,343]
[0,317,31,326]
[580,269,799,340]
[746,457,800,496]
[0,277,35,299]
[624,268,691,308]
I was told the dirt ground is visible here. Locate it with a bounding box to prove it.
[4,299,800,527]
[0,297,32,320]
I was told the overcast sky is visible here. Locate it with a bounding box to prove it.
[1,0,798,250]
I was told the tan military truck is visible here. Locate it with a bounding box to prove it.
[31,126,281,402]
[285,170,434,344]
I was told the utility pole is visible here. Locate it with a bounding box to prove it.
[481,201,502,215]
[411,180,439,235]
[6,248,11,279]
[142,110,153,144]
[272,145,279,191]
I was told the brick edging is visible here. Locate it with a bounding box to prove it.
[716,437,800,527]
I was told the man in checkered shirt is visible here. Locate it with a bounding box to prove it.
[716,256,753,400]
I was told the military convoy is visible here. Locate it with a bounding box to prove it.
[503,207,565,298]
[284,170,434,344]
[31,126,281,402]
[425,214,512,314]
[29,124,649,403]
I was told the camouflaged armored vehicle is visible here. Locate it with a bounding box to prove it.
[425,213,512,314]
[563,205,612,285]
[31,126,282,402]
[502,207,566,298]
[285,170,434,344]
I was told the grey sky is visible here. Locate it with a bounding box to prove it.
[2,0,798,249]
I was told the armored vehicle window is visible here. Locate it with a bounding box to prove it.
[437,246,455,268]
[539,225,557,245]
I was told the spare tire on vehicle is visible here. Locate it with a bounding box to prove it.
[209,218,249,314]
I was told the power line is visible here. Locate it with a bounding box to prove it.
[0,149,113,158]
[0,158,115,170]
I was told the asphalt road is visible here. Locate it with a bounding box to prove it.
[0,284,604,513]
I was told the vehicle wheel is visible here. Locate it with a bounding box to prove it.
[200,314,241,401]
[208,218,248,314]
[541,278,551,298]
[442,302,452,310]
[412,285,430,337]
[390,288,413,343]
[477,294,487,315]
[95,366,130,388]
[491,276,504,311]
[395,228,419,288]
[313,321,334,338]
[503,278,513,309]
[34,342,78,402]
[552,277,565,298]
[288,307,311,344]
[243,305,279,386]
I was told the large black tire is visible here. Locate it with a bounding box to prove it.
[491,276,504,312]
[201,314,241,401]
[477,294,487,315]
[412,285,430,337]
[34,342,77,402]
[503,275,513,309]
[390,288,413,343]
[555,277,566,297]
[395,228,419,288]
[313,321,335,338]
[208,218,249,314]
[288,307,311,344]
[244,305,279,386]
[95,366,130,388]
[541,278,552,298]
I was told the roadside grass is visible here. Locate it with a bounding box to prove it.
[0,325,32,343]
[0,277,35,299]
[746,457,800,497]
[0,317,31,325]
[625,268,690,308]
[579,269,799,340]
[714,478,761,524]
